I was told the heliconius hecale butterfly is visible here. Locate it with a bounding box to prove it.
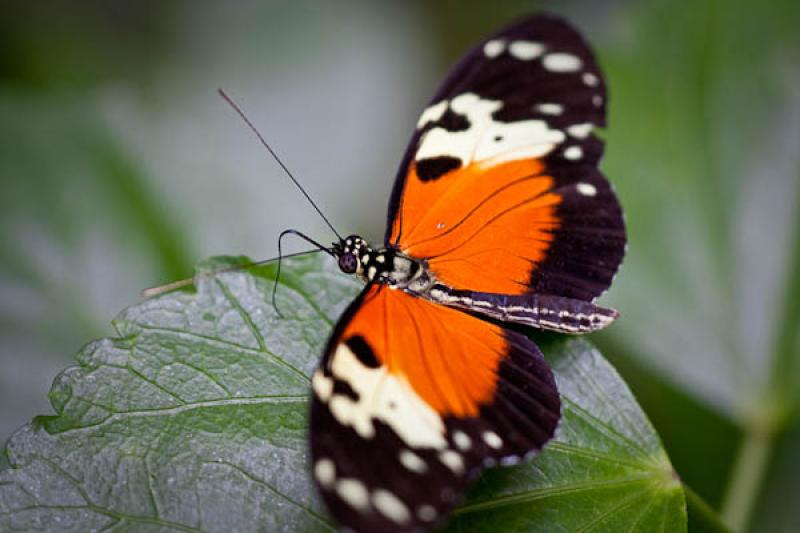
[307,13,626,533]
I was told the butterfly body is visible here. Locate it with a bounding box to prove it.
[310,14,626,532]
[334,235,432,293]
[334,234,618,335]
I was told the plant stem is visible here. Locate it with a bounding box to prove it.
[720,423,774,532]
[685,484,730,533]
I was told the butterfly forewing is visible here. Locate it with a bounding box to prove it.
[386,14,624,301]
[310,286,560,531]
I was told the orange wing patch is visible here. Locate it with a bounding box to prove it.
[311,285,561,532]
[391,158,562,294]
[339,285,506,417]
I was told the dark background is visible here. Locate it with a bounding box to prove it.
[1,1,798,531]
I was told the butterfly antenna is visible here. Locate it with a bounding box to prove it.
[271,229,337,318]
[217,88,343,241]
[142,248,325,299]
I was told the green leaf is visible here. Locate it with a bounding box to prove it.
[1,256,688,531]
[600,0,800,430]
[585,2,800,528]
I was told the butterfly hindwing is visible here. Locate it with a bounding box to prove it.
[386,14,625,301]
[310,285,560,531]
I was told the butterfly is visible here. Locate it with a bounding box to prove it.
[309,13,626,532]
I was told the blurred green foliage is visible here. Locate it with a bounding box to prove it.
[1,0,798,531]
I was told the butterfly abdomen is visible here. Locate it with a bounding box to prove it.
[427,285,619,333]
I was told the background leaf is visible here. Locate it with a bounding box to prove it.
[1,257,687,532]
[0,95,194,438]
[590,2,800,529]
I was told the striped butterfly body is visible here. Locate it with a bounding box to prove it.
[311,14,626,532]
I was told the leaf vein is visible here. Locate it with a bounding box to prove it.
[215,278,310,383]
[574,486,651,532]
[214,460,336,531]
[454,473,655,515]
[50,395,308,435]
[546,441,653,471]
[562,397,651,458]
[571,357,654,451]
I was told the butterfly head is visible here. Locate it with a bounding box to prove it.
[333,235,371,276]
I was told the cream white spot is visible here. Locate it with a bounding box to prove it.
[564,146,583,160]
[483,39,506,58]
[453,430,472,451]
[567,123,593,139]
[509,40,544,60]
[535,103,563,115]
[367,266,377,279]
[312,371,333,401]
[439,450,465,474]
[417,505,438,522]
[327,344,447,448]
[376,255,385,264]
[336,478,369,510]
[417,100,448,129]
[576,182,597,196]
[436,222,445,229]
[542,52,583,72]
[399,450,428,474]
[451,92,499,114]
[416,92,566,166]
[483,431,503,449]
[314,459,336,489]
[593,95,603,107]
[373,489,411,524]
[583,72,599,86]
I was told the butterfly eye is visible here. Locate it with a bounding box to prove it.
[338,253,358,274]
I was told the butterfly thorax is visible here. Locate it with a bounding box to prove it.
[334,234,434,293]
